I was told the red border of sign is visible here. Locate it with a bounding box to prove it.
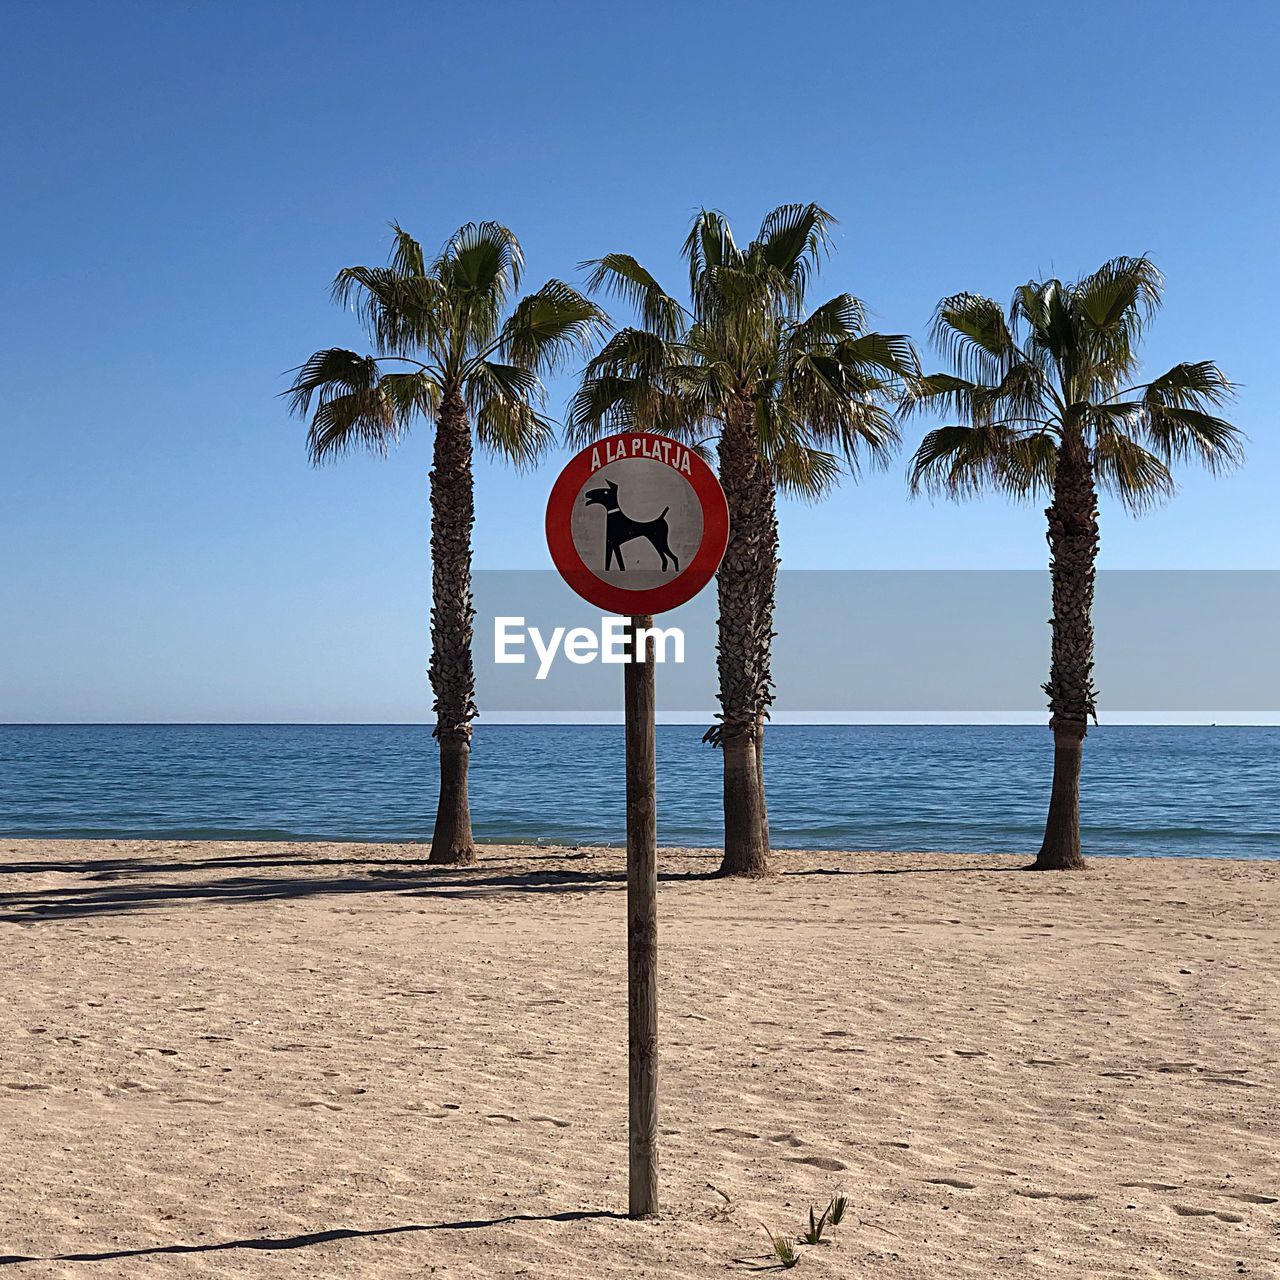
[546,431,730,616]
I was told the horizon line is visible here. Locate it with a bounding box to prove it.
[4,719,1278,729]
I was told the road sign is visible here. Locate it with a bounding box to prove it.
[545,431,729,616]
[545,431,729,1220]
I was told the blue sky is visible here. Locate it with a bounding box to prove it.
[2,1,1277,721]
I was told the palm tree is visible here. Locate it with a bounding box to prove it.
[570,205,916,877]
[286,222,605,865]
[907,257,1242,869]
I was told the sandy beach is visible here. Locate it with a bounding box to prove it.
[1,840,1276,1278]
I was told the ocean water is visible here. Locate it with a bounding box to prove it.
[0,724,1276,860]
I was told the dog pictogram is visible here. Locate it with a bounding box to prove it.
[584,478,680,573]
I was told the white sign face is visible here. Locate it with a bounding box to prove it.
[568,455,705,592]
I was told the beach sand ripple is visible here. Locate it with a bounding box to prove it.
[1,840,1276,1277]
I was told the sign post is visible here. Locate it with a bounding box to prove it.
[546,431,729,1220]
[624,613,658,1217]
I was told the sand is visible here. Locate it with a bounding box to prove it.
[1,840,1276,1278]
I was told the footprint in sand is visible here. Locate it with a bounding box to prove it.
[767,1133,805,1147]
[299,1100,344,1111]
[1174,1205,1245,1222]
[486,1113,520,1123]
[1225,1192,1277,1204]
[926,1177,975,1189]
[1121,1181,1180,1192]
[1016,1189,1095,1202]
[712,1127,760,1140]
[529,1115,571,1128]
[788,1156,847,1171]
[953,1049,989,1058]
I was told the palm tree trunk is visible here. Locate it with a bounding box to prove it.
[755,720,769,855]
[753,477,778,855]
[709,396,774,878]
[1036,431,1098,871]
[427,389,477,865]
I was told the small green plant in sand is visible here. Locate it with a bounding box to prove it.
[753,1191,849,1267]
[801,1202,830,1245]
[760,1223,799,1268]
[828,1192,848,1226]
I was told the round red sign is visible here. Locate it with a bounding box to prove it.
[546,431,730,616]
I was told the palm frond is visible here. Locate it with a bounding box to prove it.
[466,359,541,411]
[931,293,1015,383]
[909,423,1046,498]
[829,331,921,379]
[767,438,844,498]
[580,254,686,339]
[285,347,380,417]
[682,208,739,302]
[378,370,442,421]
[1014,278,1074,362]
[1093,430,1174,511]
[754,202,835,303]
[284,348,403,463]
[784,349,901,471]
[474,394,556,466]
[566,374,703,444]
[435,220,523,297]
[387,222,425,276]
[788,292,867,347]
[901,371,982,418]
[330,265,446,356]
[1128,359,1242,471]
[499,279,608,373]
[1072,255,1162,333]
[1140,360,1234,409]
[581,326,684,381]
[1138,404,1245,471]
[1000,432,1058,496]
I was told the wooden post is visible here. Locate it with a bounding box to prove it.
[625,614,658,1218]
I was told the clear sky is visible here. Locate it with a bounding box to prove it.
[2,1,1277,721]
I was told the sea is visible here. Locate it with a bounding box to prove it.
[0,724,1275,860]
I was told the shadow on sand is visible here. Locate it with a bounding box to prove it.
[0,844,1026,924]
[0,1210,627,1266]
[0,846,727,923]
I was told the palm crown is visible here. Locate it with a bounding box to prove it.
[286,221,606,463]
[906,256,1241,505]
[569,204,917,490]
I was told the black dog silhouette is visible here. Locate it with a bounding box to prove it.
[584,479,679,572]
